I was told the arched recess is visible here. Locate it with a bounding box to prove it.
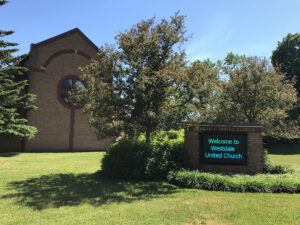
[43,49,91,69]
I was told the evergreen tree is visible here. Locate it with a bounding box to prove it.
[0,0,37,139]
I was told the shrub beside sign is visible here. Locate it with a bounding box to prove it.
[185,125,263,174]
[200,132,247,165]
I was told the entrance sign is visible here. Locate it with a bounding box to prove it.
[200,132,247,165]
[185,125,263,174]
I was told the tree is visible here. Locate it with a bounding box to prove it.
[271,33,300,96]
[0,0,37,139]
[75,12,195,143]
[184,59,221,123]
[223,52,246,71]
[216,56,299,139]
[271,33,300,125]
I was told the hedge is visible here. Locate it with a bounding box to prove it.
[167,169,300,193]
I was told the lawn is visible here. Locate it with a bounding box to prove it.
[267,143,300,172]
[0,149,299,225]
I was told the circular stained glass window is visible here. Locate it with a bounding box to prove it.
[58,76,86,108]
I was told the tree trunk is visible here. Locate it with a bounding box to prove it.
[145,130,151,143]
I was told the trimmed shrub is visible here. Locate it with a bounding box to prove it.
[101,130,187,180]
[263,149,294,174]
[145,130,187,180]
[167,170,300,193]
[101,138,151,179]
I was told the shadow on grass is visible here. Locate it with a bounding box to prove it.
[1,172,178,210]
[264,143,300,155]
[0,152,19,157]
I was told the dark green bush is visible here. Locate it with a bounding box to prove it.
[263,149,294,174]
[101,138,151,179]
[101,130,187,180]
[263,149,272,172]
[145,130,187,180]
[167,169,300,193]
[265,164,295,174]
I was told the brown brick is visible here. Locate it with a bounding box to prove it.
[24,29,114,152]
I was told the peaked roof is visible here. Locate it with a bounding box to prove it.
[32,28,98,51]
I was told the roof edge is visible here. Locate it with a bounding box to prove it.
[31,28,99,51]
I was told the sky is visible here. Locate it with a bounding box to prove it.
[1,0,300,62]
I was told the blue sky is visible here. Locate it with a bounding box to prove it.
[1,0,300,62]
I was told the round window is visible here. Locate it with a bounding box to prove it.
[58,76,86,108]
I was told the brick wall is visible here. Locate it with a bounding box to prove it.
[185,125,263,174]
[25,30,113,151]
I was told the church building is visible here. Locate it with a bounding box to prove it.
[0,28,113,152]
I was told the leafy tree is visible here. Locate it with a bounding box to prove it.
[223,52,247,71]
[271,33,300,125]
[184,60,221,123]
[76,12,195,143]
[271,33,300,96]
[216,56,299,139]
[0,0,37,139]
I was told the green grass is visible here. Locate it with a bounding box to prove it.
[0,151,300,225]
[267,143,300,172]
